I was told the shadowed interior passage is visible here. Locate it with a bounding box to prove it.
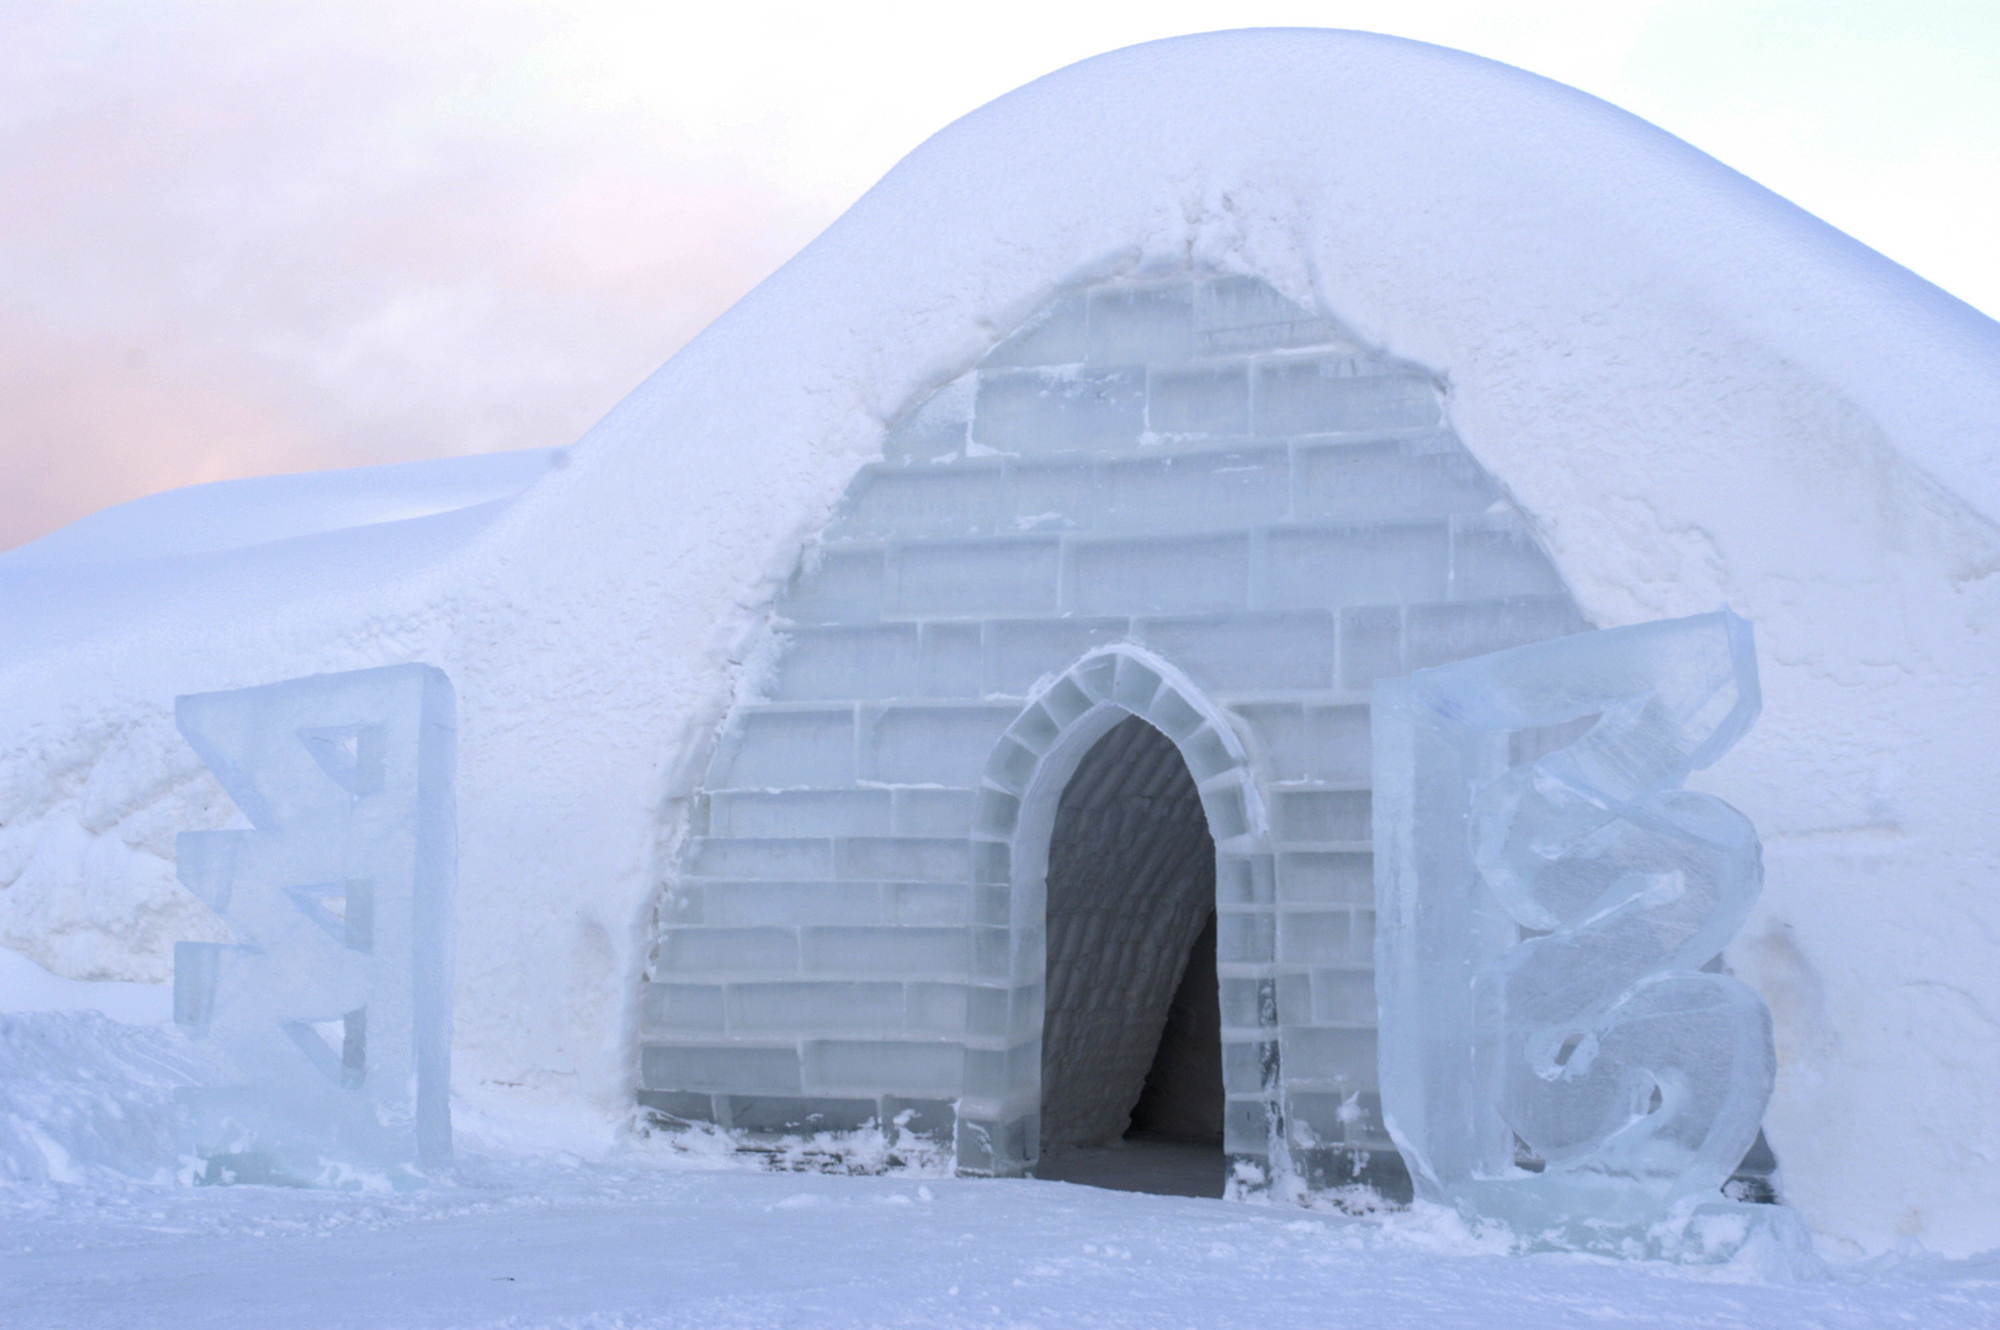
[1037,716,1224,1195]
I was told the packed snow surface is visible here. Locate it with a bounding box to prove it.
[6,986,1993,1328]
[5,1158,1998,1330]
[2,26,1998,1259]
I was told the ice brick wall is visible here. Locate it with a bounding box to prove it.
[641,272,1588,1190]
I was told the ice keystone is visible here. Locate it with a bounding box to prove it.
[172,664,456,1187]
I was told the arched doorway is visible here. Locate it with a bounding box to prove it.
[973,645,1278,1192]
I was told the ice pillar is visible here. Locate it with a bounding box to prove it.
[1374,610,1777,1249]
[173,664,456,1186]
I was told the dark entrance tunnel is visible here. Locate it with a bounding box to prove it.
[1034,715,1226,1198]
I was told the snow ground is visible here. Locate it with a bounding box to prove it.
[5,1153,1998,1330]
[1,966,1995,1328]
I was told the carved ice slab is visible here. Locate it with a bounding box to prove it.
[1373,610,1778,1250]
[173,665,455,1186]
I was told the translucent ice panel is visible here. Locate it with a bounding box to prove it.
[1373,611,1776,1249]
[173,664,455,1186]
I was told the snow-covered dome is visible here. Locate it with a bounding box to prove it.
[3,29,1997,1257]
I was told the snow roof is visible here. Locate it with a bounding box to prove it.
[7,29,1997,667]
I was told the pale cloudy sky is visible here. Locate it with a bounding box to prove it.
[3,1,1995,552]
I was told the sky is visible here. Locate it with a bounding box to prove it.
[3,1,1996,553]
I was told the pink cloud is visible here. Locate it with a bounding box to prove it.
[0,2,832,551]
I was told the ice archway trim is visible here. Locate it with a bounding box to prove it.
[966,644,1280,1183]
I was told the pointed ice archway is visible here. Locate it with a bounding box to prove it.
[973,645,1273,1182]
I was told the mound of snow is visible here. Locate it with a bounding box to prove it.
[0,1008,219,1187]
[1,945,172,1024]
[2,447,568,570]
[0,947,214,1188]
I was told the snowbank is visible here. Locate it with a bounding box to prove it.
[0,945,170,1024]
[0,948,214,1187]
[16,1157,1996,1330]
[2,29,1996,1255]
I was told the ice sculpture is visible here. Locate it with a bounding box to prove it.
[173,664,456,1186]
[1373,610,1777,1249]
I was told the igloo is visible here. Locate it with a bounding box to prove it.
[2,30,1998,1259]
